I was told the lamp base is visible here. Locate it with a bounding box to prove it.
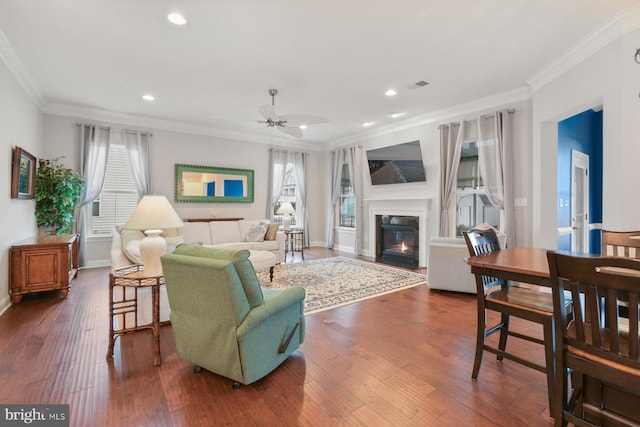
[283,216,292,230]
[140,229,167,277]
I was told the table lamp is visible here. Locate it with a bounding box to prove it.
[123,195,184,276]
[276,202,295,230]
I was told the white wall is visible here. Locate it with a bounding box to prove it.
[0,59,43,313]
[42,114,328,266]
[532,29,640,248]
[333,97,533,266]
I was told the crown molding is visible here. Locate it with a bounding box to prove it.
[327,86,530,149]
[0,28,45,108]
[42,102,325,151]
[527,5,640,92]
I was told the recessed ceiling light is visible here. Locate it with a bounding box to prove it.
[385,89,397,97]
[299,124,308,130]
[362,121,375,127]
[390,112,404,118]
[167,12,187,26]
[142,94,155,101]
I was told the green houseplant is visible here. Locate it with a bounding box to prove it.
[35,158,85,235]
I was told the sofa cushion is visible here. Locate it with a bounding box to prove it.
[209,222,242,244]
[172,245,264,307]
[245,223,267,242]
[121,229,145,264]
[248,240,279,251]
[264,223,279,241]
[182,222,212,245]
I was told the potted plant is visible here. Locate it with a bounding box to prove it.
[35,157,85,235]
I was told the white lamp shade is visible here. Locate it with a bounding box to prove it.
[123,195,184,231]
[123,195,184,277]
[276,202,295,215]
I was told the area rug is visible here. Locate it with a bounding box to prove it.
[255,257,426,314]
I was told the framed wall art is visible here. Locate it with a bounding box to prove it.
[11,146,36,199]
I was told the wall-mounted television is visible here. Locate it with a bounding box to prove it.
[366,140,426,185]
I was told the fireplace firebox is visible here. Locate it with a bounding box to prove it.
[376,216,419,269]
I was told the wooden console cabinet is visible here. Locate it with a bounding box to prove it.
[9,234,79,303]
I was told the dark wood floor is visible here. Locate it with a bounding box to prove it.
[0,248,554,426]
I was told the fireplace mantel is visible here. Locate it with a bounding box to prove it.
[366,198,431,267]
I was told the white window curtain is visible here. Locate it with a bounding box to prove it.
[266,149,289,219]
[327,149,346,248]
[291,151,309,247]
[122,130,151,197]
[347,145,363,254]
[438,121,465,237]
[77,124,112,267]
[477,110,515,246]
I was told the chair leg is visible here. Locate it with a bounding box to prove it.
[472,308,487,380]
[497,313,509,361]
[543,317,556,414]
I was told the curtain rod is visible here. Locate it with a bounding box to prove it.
[75,123,153,136]
[438,109,515,129]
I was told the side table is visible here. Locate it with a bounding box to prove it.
[107,266,169,366]
[284,228,305,262]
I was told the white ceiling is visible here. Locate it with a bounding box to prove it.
[1,1,639,146]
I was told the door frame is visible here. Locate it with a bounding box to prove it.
[571,150,589,252]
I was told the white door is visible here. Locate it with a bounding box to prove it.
[571,150,589,252]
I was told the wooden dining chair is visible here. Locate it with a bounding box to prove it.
[463,228,559,411]
[601,230,640,258]
[547,251,640,426]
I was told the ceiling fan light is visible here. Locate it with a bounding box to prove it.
[168,12,187,26]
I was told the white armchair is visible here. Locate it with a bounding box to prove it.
[426,237,476,294]
[426,224,506,294]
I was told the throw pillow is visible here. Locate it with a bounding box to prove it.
[264,223,280,241]
[245,223,266,242]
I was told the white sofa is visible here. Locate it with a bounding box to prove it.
[181,219,286,264]
[426,237,477,294]
[110,219,286,271]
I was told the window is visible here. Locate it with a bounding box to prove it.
[455,141,499,237]
[273,162,297,226]
[88,143,139,235]
[339,163,355,227]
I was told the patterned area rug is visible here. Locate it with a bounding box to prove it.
[255,257,426,315]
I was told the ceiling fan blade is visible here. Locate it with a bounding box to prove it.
[279,114,329,127]
[277,126,303,138]
[259,104,279,122]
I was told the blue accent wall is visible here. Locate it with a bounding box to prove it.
[224,180,243,197]
[557,110,603,253]
[206,181,215,196]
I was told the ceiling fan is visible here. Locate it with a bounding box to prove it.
[258,89,328,138]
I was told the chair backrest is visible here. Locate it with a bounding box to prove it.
[602,230,640,258]
[463,228,505,293]
[463,227,501,256]
[547,251,640,386]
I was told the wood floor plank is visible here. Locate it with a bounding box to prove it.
[0,248,554,426]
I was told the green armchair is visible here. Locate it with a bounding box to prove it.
[160,245,305,386]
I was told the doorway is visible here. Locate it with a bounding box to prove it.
[571,150,589,252]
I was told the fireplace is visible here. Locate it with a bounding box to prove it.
[376,215,419,269]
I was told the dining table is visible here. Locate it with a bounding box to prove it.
[465,246,605,418]
[466,246,553,286]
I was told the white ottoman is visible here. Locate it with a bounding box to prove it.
[249,250,277,282]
